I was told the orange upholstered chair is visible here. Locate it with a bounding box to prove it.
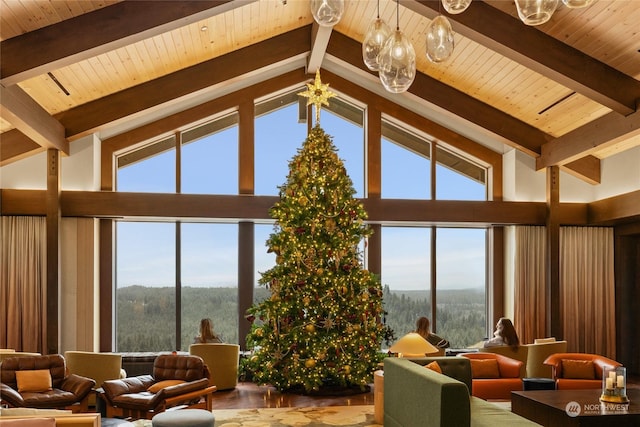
[458,352,523,400]
[543,352,621,390]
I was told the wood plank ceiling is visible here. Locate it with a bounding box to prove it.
[1,0,639,184]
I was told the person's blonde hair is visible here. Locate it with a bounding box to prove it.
[199,318,217,341]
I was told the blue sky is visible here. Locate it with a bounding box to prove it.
[116,100,486,291]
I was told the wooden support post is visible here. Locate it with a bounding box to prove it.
[238,222,254,351]
[46,148,61,354]
[546,166,562,339]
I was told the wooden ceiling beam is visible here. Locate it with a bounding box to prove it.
[307,22,333,74]
[403,0,640,116]
[0,128,44,166]
[327,31,550,154]
[0,84,68,154]
[588,190,640,225]
[0,0,250,85]
[562,156,601,185]
[54,26,311,138]
[327,31,601,184]
[538,108,640,169]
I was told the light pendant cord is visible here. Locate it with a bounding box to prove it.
[396,0,400,30]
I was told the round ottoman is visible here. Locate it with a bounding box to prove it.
[152,409,215,427]
[101,419,135,427]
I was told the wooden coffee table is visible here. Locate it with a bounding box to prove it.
[512,388,640,426]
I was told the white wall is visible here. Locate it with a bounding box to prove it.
[503,147,640,203]
[0,134,101,190]
[60,217,100,352]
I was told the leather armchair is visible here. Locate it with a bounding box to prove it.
[100,354,216,420]
[458,352,523,400]
[0,354,95,413]
[481,345,528,378]
[543,352,621,390]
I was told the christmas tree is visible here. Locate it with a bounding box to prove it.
[245,71,386,393]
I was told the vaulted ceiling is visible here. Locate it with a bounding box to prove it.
[1,0,639,185]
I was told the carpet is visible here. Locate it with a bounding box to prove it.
[213,405,380,427]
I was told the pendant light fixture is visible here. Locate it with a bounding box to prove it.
[425,15,455,63]
[310,0,344,27]
[562,0,593,8]
[362,0,391,71]
[515,0,559,26]
[378,0,416,93]
[441,0,472,15]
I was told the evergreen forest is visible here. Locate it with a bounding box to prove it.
[116,285,487,352]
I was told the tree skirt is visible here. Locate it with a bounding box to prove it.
[213,405,379,427]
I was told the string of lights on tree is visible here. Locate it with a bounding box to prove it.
[244,71,387,392]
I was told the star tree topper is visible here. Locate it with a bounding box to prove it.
[298,69,337,125]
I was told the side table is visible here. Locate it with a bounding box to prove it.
[522,377,556,391]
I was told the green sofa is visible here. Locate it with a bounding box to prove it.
[383,357,540,427]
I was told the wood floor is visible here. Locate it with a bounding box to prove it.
[210,382,375,409]
[213,375,640,410]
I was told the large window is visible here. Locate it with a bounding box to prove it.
[180,223,238,349]
[435,228,487,346]
[113,88,493,352]
[254,223,274,304]
[116,222,176,351]
[116,113,241,350]
[182,113,238,194]
[255,94,307,196]
[379,118,488,347]
[381,226,431,339]
[380,226,487,348]
[382,122,430,199]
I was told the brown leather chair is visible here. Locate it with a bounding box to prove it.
[458,352,523,400]
[0,354,95,413]
[100,354,216,420]
[543,352,621,390]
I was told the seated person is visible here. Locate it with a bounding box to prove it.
[194,317,223,343]
[415,316,450,348]
[483,317,520,349]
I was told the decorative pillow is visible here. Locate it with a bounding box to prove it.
[16,369,53,392]
[425,361,442,374]
[147,379,186,393]
[470,359,500,378]
[534,337,556,344]
[561,359,595,379]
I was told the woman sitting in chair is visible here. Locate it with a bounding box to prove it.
[415,316,450,349]
[194,318,223,343]
[484,317,520,350]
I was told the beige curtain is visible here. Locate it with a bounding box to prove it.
[514,226,546,344]
[0,216,47,352]
[561,226,615,358]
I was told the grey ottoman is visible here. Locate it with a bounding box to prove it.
[152,409,215,427]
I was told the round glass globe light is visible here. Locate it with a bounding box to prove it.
[441,0,472,15]
[426,15,455,63]
[562,0,593,8]
[310,0,345,27]
[515,0,559,26]
[377,30,416,93]
[363,18,392,71]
